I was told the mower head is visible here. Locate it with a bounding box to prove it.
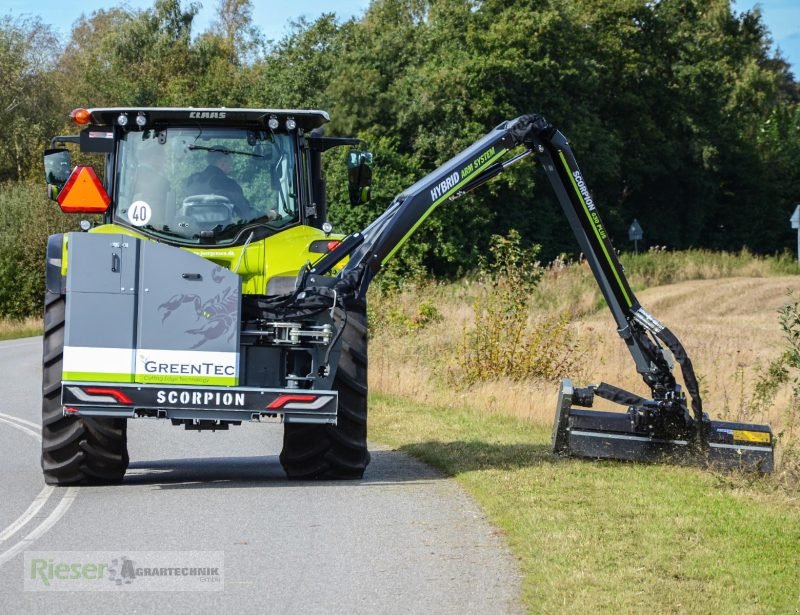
[552,379,774,472]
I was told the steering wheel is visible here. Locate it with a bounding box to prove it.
[174,194,236,236]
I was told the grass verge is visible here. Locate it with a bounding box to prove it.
[370,392,800,614]
[0,316,42,341]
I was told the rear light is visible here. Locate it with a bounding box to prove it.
[84,387,134,405]
[267,394,318,410]
[327,241,340,251]
[70,108,93,125]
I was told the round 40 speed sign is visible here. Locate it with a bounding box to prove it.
[128,201,152,227]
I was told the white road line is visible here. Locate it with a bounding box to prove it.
[0,485,54,544]
[0,488,78,568]
[0,412,40,431]
[0,413,77,569]
[0,417,40,441]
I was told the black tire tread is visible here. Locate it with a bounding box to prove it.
[279,304,370,480]
[40,291,130,486]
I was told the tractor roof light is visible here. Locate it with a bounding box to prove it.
[70,108,93,126]
[135,113,147,127]
[117,114,129,127]
[268,117,280,131]
[286,118,297,131]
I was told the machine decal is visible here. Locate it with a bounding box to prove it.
[156,389,246,407]
[188,111,227,119]
[381,145,508,265]
[158,284,239,349]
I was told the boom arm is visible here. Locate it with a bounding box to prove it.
[308,114,703,422]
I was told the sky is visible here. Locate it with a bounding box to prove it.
[2,0,798,75]
[2,1,371,44]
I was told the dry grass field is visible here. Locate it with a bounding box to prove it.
[0,315,41,341]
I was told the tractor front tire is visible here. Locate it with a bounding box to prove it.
[279,304,370,480]
[41,291,129,485]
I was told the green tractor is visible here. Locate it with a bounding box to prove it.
[43,107,373,484]
[42,107,774,486]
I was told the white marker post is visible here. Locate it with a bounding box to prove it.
[791,205,800,263]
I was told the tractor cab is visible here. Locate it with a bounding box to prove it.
[43,107,373,248]
[115,126,298,244]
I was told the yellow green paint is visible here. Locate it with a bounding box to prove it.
[63,371,135,383]
[60,223,343,294]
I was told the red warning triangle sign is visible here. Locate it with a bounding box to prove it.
[57,166,111,213]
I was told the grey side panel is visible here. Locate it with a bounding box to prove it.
[137,240,241,354]
[65,294,137,356]
[67,233,123,294]
[64,233,138,381]
[64,233,241,384]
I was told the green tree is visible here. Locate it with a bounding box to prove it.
[0,16,63,181]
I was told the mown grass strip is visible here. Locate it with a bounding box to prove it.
[369,392,800,614]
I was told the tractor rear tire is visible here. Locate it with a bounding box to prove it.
[41,291,129,486]
[279,304,370,480]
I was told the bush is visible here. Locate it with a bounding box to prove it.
[455,230,579,385]
[0,181,78,318]
[749,290,800,482]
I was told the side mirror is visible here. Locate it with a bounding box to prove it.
[44,148,72,201]
[347,151,373,205]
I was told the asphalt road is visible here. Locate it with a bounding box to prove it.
[0,336,521,614]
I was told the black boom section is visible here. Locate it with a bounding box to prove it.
[337,126,518,294]
[329,114,667,384]
[536,130,638,314]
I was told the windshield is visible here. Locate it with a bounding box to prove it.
[115,127,298,244]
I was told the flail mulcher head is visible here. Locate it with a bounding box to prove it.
[552,379,774,472]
